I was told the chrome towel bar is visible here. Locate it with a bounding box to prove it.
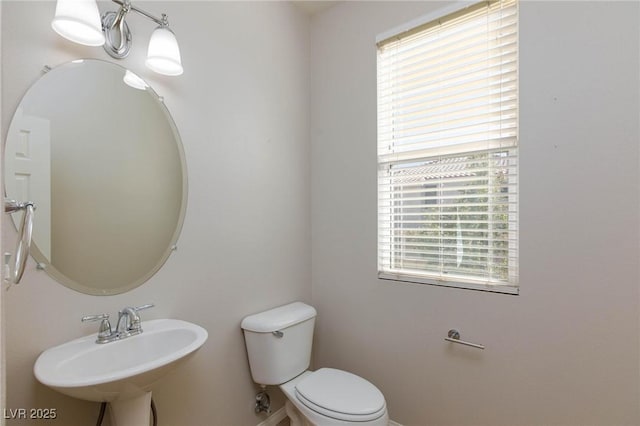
[4,199,35,285]
[445,329,485,350]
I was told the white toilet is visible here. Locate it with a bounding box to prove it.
[241,302,389,426]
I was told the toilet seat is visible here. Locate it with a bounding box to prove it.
[294,368,386,422]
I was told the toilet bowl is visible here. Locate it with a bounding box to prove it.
[241,302,389,426]
[280,369,388,426]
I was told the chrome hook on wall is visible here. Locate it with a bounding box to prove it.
[4,199,35,285]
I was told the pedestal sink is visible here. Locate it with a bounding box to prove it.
[34,319,208,426]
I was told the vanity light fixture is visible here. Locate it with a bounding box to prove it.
[51,0,183,76]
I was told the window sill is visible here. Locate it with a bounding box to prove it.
[378,272,519,295]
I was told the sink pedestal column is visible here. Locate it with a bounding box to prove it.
[108,392,152,426]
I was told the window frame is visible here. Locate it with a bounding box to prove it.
[376,0,519,295]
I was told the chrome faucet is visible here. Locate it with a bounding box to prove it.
[115,304,154,337]
[83,304,154,344]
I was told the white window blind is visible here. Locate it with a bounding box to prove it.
[377,0,518,293]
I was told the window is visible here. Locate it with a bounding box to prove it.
[377,0,518,294]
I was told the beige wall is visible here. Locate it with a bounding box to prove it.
[3,1,640,426]
[1,1,310,425]
[0,1,5,424]
[310,1,640,425]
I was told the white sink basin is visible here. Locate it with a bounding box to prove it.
[34,319,208,402]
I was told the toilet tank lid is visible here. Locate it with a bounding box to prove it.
[241,302,317,333]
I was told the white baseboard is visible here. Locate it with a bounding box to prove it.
[256,407,287,426]
[256,407,403,426]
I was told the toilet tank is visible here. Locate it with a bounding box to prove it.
[241,302,317,386]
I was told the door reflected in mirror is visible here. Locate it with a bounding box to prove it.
[4,59,187,295]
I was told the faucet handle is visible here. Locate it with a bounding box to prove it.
[81,313,109,322]
[118,304,154,335]
[134,303,154,312]
[119,304,153,323]
[81,314,115,344]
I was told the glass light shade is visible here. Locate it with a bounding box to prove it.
[123,70,148,90]
[51,0,105,46]
[145,27,183,76]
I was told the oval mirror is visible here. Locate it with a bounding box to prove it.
[4,59,187,295]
